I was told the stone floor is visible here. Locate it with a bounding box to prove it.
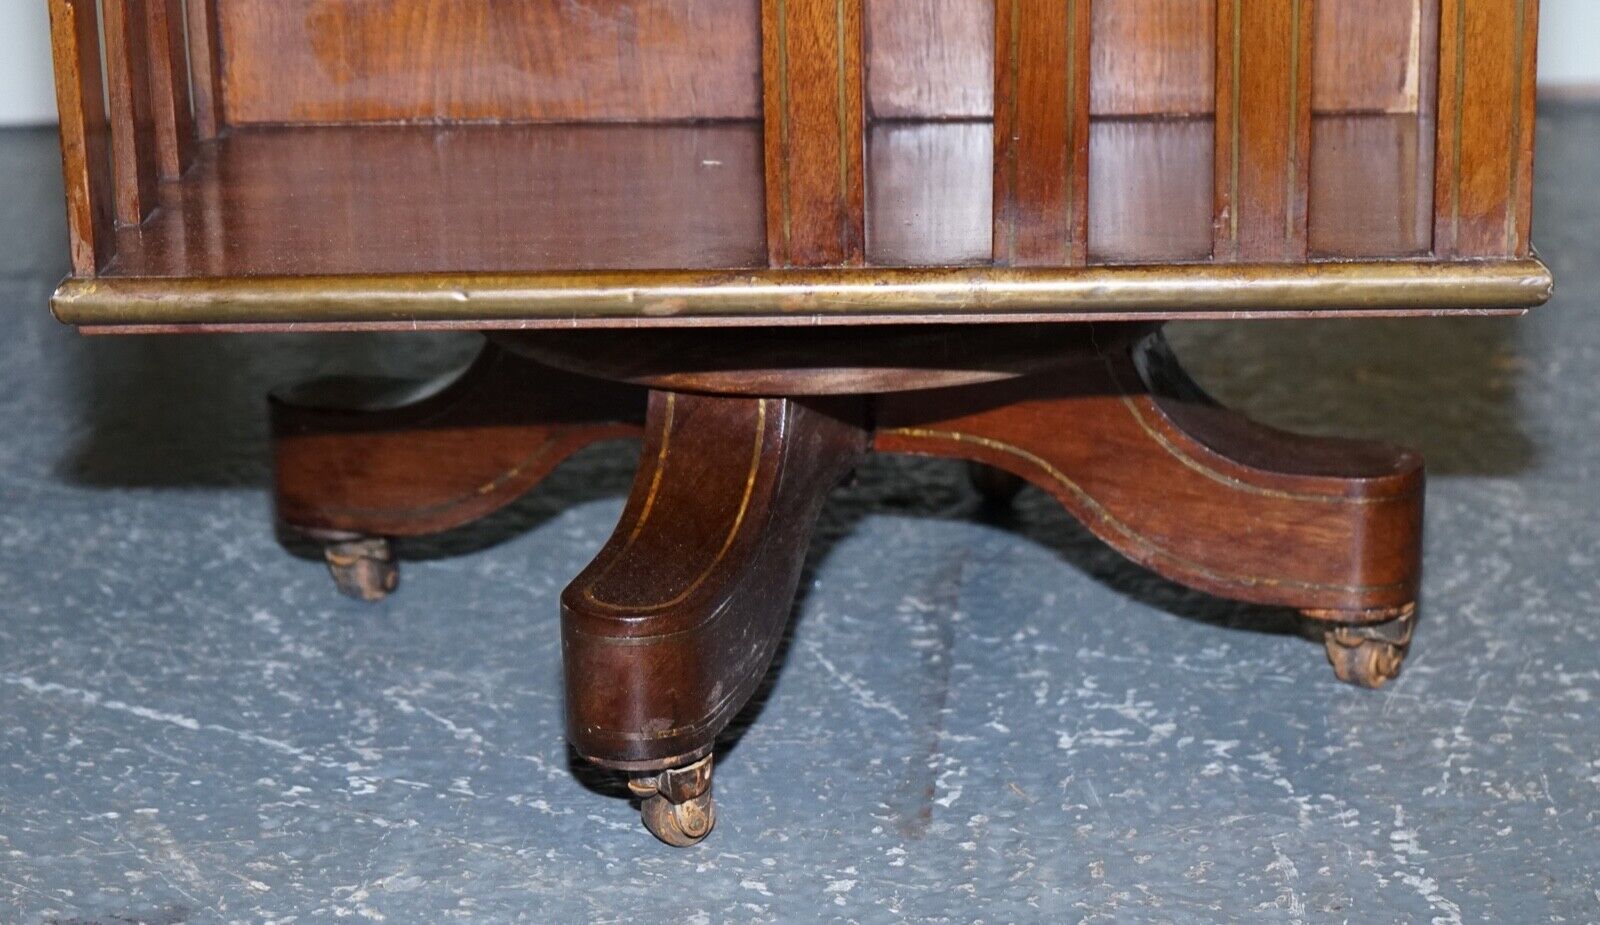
[1,106,1598,924]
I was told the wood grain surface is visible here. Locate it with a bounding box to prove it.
[762,0,867,267]
[218,0,762,124]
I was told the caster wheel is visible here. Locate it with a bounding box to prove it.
[1315,604,1414,689]
[1324,634,1406,688]
[324,537,398,602]
[628,754,716,847]
[967,462,1026,506]
[639,791,716,847]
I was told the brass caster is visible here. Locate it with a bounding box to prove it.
[967,461,1026,506]
[1313,604,1415,689]
[324,537,398,602]
[628,754,716,848]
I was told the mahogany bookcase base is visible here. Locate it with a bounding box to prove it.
[271,325,1422,846]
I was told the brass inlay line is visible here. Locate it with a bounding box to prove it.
[1117,396,1404,506]
[1064,0,1079,259]
[834,0,850,220]
[1003,0,1021,265]
[1228,0,1243,251]
[774,0,794,258]
[584,400,769,613]
[1503,0,1528,253]
[1448,0,1467,251]
[624,394,675,547]
[886,426,1408,595]
[1285,0,1303,255]
[310,437,564,522]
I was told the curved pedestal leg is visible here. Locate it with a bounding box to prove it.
[877,329,1425,686]
[271,342,644,599]
[562,391,867,842]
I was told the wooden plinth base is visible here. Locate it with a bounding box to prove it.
[271,324,1424,843]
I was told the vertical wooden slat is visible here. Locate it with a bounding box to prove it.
[1213,0,1315,262]
[993,0,1091,266]
[103,0,161,225]
[146,0,196,178]
[1434,0,1539,258]
[761,0,866,267]
[185,0,225,139]
[47,0,117,276]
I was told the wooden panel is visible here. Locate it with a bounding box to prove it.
[185,0,224,139]
[1313,0,1426,114]
[103,0,161,225]
[107,125,768,278]
[868,122,990,266]
[1310,115,1431,258]
[1092,0,1214,117]
[146,0,195,178]
[866,0,992,119]
[762,0,867,267]
[1434,0,1539,258]
[1214,0,1315,262]
[218,0,761,124]
[993,0,1091,266]
[47,0,117,275]
[1089,119,1214,263]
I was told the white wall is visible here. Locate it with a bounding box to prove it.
[0,3,58,126]
[1,1,1596,125]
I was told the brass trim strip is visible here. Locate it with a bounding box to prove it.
[53,259,1553,328]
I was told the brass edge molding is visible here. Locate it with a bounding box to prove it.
[53,259,1554,327]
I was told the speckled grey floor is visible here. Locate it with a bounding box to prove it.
[1,107,1598,925]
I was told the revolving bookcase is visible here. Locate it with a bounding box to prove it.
[49,0,1549,846]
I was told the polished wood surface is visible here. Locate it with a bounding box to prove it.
[877,330,1424,614]
[107,124,768,277]
[46,0,116,275]
[563,391,869,769]
[94,113,1467,284]
[865,0,992,119]
[273,342,643,539]
[1089,118,1214,263]
[218,0,762,124]
[1309,114,1432,257]
[101,0,159,226]
[1213,0,1315,262]
[1313,0,1435,113]
[144,0,194,179]
[993,0,1091,266]
[1434,0,1539,258]
[762,0,867,267]
[184,0,223,140]
[1092,0,1215,116]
